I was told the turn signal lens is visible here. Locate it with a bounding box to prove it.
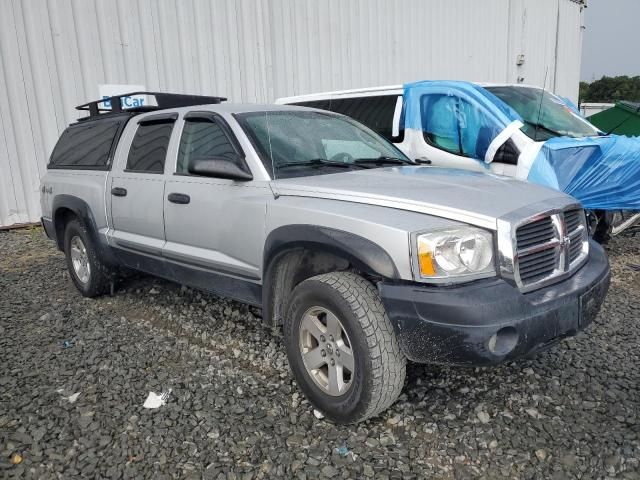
[418,250,436,276]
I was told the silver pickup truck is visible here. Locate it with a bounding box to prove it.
[40,92,610,424]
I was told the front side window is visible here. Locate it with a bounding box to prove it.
[126,121,174,173]
[421,94,502,160]
[421,94,461,154]
[177,118,237,174]
[486,86,600,140]
[236,110,411,178]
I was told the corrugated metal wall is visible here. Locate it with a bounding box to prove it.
[0,0,584,227]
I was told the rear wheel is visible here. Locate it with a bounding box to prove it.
[63,219,112,297]
[284,272,406,424]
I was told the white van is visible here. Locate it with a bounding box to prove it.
[276,81,601,178]
[277,81,640,240]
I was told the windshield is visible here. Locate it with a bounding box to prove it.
[235,110,412,179]
[486,86,601,141]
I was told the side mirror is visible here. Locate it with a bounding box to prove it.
[188,156,253,181]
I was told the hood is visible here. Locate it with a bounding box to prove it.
[275,166,572,229]
[527,135,640,210]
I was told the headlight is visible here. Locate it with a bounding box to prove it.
[414,227,495,282]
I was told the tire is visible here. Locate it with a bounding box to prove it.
[63,218,112,297]
[284,272,406,424]
[592,210,612,245]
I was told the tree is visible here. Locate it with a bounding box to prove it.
[579,81,590,102]
[580,76,640,103]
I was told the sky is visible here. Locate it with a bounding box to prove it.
[580,0,640,81]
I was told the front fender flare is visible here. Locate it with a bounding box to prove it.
[261,225,401,326]
[263,224,400,280]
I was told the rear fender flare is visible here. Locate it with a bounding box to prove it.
[51,195,118,265]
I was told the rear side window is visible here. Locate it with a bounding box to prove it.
[126,121,174,173]
[48,119,122,169]
[293,95,404,142]
[177,118,238,174]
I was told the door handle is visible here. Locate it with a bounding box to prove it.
[168,193,190,204]
[111,187,127,197]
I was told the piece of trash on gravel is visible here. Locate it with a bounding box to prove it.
[313,409,324,419]
[62,339,75,349]
[66,392,80,403]
[143,389,172,409]
[335,445,349,457]
[10,453,23,465]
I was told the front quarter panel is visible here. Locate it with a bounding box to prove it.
[265,196,464,281]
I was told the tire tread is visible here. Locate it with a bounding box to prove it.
[307,272,406,422]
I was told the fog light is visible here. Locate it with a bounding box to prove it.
[487,327,518,356]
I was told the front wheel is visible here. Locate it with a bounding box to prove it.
[284,272,406,424]
[588,210,612,244]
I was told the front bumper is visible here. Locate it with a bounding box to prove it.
[379,240,610,366]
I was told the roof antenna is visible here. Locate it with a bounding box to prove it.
[534,68,549,141]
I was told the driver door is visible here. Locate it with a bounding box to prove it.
[417,89,519,176]
[162,112,269,290]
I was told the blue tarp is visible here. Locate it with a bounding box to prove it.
[527,135,640,210]
[403,81,640,211]
[403,81,522,127]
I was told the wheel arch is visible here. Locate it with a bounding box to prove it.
[51,194,118,266]
[262,225,400,327]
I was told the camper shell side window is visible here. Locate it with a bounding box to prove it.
[48,115,131,170]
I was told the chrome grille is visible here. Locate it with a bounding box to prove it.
[518,248,557,284]
[514,207,588,291]
[564,209,582,233]
[564,209,587,265]
[516,217,555,250]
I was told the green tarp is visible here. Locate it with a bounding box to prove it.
[588,101,640,137]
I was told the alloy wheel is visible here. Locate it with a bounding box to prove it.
[299,306,355,396]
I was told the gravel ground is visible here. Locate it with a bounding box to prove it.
[0,228,639,480]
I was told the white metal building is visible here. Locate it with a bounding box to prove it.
[580,103,615,117]
[0,0,586,227]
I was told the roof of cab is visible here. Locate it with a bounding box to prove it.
[131,102,327,120]
[276,81,546,104]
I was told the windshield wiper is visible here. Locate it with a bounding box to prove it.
[277,158,367,170]
[353,156,413,166]
[524,120,565,138]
